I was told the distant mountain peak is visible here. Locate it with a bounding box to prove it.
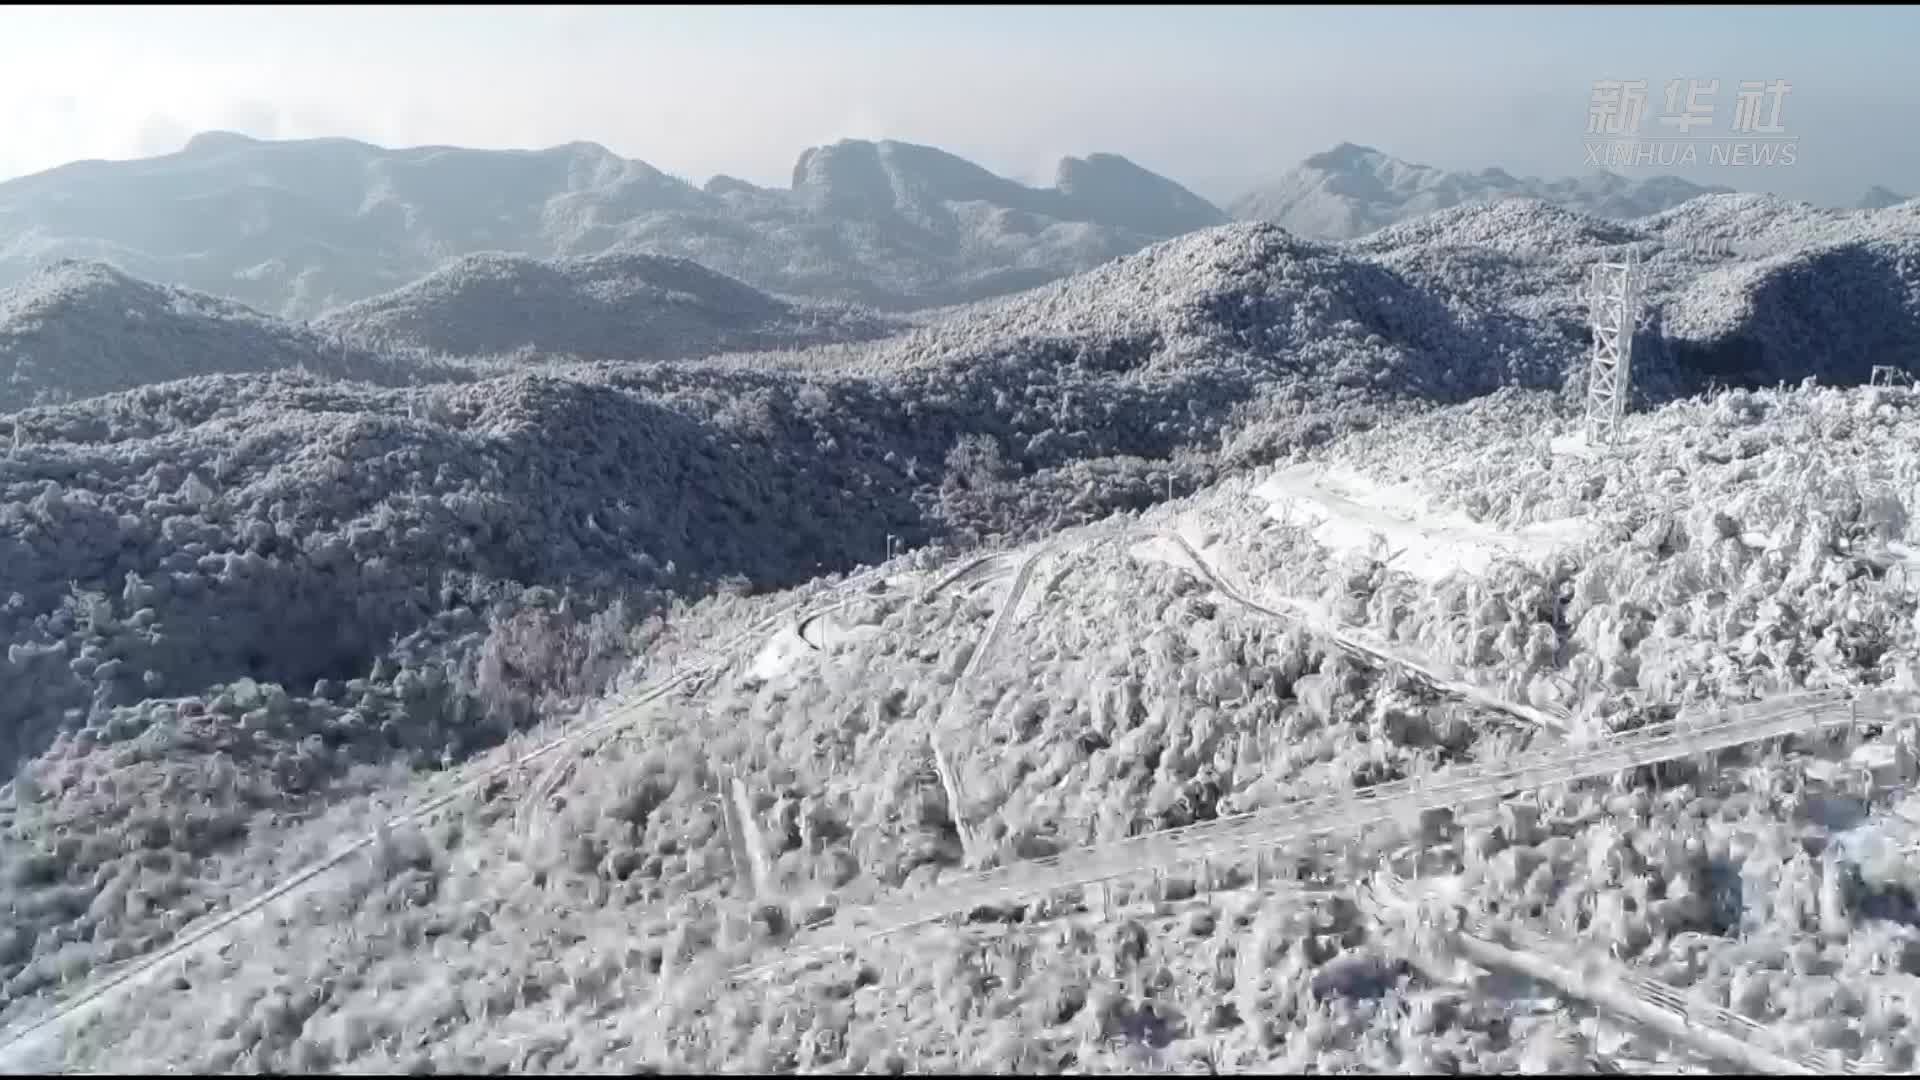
[40,256,133,281]
[1231,142,1731,241]
[1861,185,1913,211]
[785,136,1224,237]
[704,174,766,196]
[1053,153,1227,235]
[2,132,1231,317]
[1052,152,1153,185]
[1303,142,1388,169]
[183,130,261,154]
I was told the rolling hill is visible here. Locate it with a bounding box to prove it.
[0,260,449,413]
[314,251,900,361]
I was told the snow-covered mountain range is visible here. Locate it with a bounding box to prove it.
[6,132,1909,324]
[1227,142,1736,241]
[0,133,1226,319]
[3,127,1920,1075]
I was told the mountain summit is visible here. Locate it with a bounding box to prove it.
[1860,185,1913,210]
[0,134,1223,318]
[1229,143,1733,241]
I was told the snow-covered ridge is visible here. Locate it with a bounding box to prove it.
[0,259,450,412]
[314,250,900,361]
[0,133,1226,318]
[1230,142,1733,242]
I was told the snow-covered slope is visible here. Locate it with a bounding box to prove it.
[1637,196,1920,390]
[0,133,1226,319]
[0,260,447,412]
[1352,195,1920,399]
[1229,142,1732,241]
[1654,234,1920,388]
[16,381,1920,1073]
[1051,152,1228,237]
[5,195,1920,1073]
[314,251,900,361]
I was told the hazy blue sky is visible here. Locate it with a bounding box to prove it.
[2,4,1914,204]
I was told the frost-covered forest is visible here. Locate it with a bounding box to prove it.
[1,170,1919,1073]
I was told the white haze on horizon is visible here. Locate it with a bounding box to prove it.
[0,4,1914,206]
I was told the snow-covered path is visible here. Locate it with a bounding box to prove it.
[1361,871,1871,1075]
[740,687,1881,984]
[1255,465,1597,582]
[1125,517,1573,736]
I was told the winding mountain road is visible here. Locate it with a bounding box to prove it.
[738,688,1885,982]
[7,509,1876,1070]
[1360,870,1875,1075]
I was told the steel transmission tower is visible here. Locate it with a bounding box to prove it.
[1584,252,1641,446]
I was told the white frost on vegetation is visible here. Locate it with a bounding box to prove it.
[3,180,1920,1074]
[1254,464,1598,584]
